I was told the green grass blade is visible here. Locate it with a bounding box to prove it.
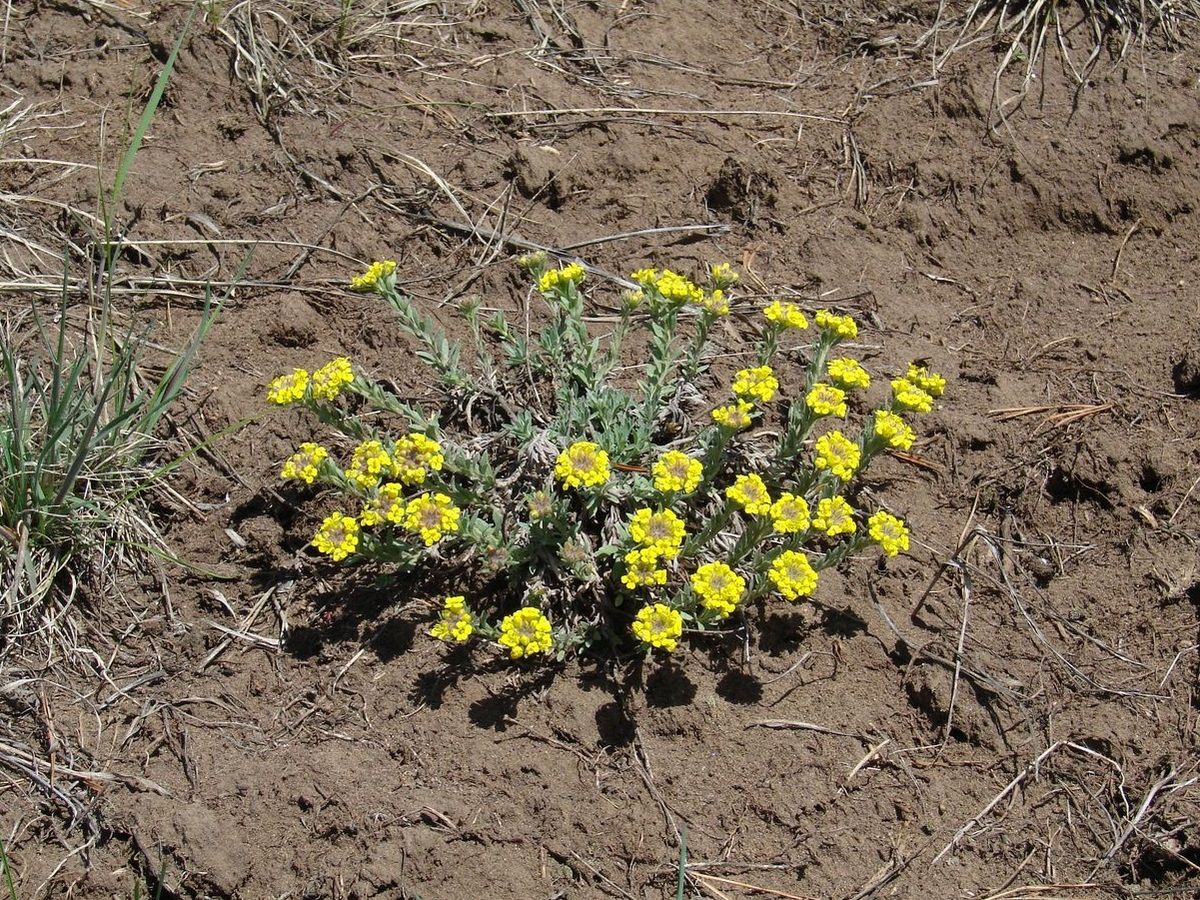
[676,825,687,900]
[0,836,18,900]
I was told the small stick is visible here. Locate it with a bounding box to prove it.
[690,872,820,900]
[748,720,875,742]
[846,738,891,781]
[1110,217,1141,281]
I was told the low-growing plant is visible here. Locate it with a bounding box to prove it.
[268,256,946,661]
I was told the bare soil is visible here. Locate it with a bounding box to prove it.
[2,2,1199,898]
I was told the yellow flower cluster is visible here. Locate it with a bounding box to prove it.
[281,442,328,484]
[313,511,359,561]
[267,368,309,405]
[906,363,946,397]
[806,382,847,418]
[392,433,444,485]
[891,378,934,413]
[873,410,915,450]
[827,357,871,390]
[538,262,587,293]
[814,430,861,481]
[498,607,553,658]
[632,603,683,652]
[691,561,745,618]
[711,399,753,430]
[770,492,810,534]
[621,547,668,589]
[403,492,461,545]
[430,595,473,642]
[769,550,818,601]
[700,288,730,316]
[311,357,354,402]
[629,508,686,557]
[727,473,771,515]
[709,262,739,287]
[360,483,407,527]
[655,269,705,305]
[630,267,659,287]
[554,441,611,490]
[815,309,858,339]
[813,496,856,536]
[652,450,703,494]
[347,439,393,489]
[763,300,809,330]
[732,365,779,403]
[868,511,910,556]
[350,260,396,291]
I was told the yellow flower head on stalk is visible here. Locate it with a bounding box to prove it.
[655,269,704,305]
[430,595,474,643]
[267,368,309,405]
[360,483,406,527]
[498,607,553,659]
[763,300,809,330]
[814,309,858,340]
[629,508,686,557]
[891,378,934,413]
[527,489,553,521]
[554,441,611,490]
[632,603,684,652]
[350,260,397,292]
[652,450,703,495]
[806,382,848,418]
[630,267,658,287]
[711,399,754,430]
[814,430,861,481]
[770,493,811,534]
[873,410,915,450]
[347,439,393,489]
[691,561,746,618]
[623,288,645,309]
[392,433,444,485]
[281,442,328,484]
[906,363,947,398]
[732,365,779,403]
[313,511,359,562]
[812,495,857,536]
[709,262,739,288]
[403,493,461,546]
[726,473,772,515]
[868,511,910,557]
[311,357,354,402]
[538,262,587,293]
[769,550,819,601]
[701,289,730,316]
[621,547,668,590]
[827,357,871,390]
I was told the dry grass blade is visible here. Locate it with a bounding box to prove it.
[987,403,1113,429]
[690,873,820,900]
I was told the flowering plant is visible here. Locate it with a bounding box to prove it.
[267,255,945,662]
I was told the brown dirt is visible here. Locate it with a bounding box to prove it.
[2,1,1199,898]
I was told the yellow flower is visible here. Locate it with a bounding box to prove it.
[827,357,871,390]
[624,288,645,308]
[538,262,587,292]
[812,496,857,536]
[701,288,730,316]
[814,309,858,340]
[763,300,809,330]
[769,550,819,601]
[347,439,393,489]
[630,267,658,287]
[430,595,474,643]
[629,508,686,557]
[632,603,683,652]
[726,473,772,515]
[313,511,359,562]
[652,450,703,495]
[711,399,754,430]
[906,363,946,398]
[655,269,704,305]
[814,430,861,481]
[281,442,328,484]
[732,365,779,403]
[391,433,444,485]
[350,260,397,292]
[806,383,848,418]
[621,548,668,590]
[527,489,553,521]
[403,492,461,546]
[266,368,309,405]
[311,357,354,401]
[770,493,810,534]
[891,378,934,413]
[709,262,739,287]
[868,511,910,557]
[554,441,611,490]
[360,483,406,527]
[691,562,746,618]
[498,607,553,659]
[873,410,915,450]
